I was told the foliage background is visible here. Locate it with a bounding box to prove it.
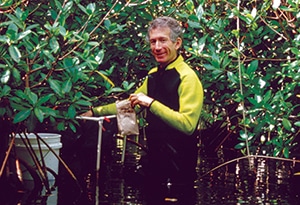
[0,0,299,158]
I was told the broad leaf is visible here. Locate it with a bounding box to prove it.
[13,109,31,123]
[8,45,21,63]
[48,79,62,96]
[34,107,44,122]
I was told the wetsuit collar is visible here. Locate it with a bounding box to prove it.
[158,54,183,70]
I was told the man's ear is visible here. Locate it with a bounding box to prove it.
[175,37,182,50]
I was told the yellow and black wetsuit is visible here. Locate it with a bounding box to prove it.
[135,55,203,186]
[92,55,203,186]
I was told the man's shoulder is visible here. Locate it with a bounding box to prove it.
[174,61,197,76]
[148,67,158,74]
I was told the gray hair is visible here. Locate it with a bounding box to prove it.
[146,16,183,43]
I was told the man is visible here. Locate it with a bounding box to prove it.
[82,16,203,203]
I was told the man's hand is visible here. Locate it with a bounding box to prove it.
[80,110,93,117]
[129,93,154,108]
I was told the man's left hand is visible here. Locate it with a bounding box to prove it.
[129,93,154,108]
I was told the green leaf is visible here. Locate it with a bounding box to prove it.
[9,100,28,110]
[48,79,62,96]
[0,0,13,7]
[7,23,18,35]
[83,32,89,42]
[87,41,99,46]
[234,142,245,149]
[1,69,10,83]
[50,37,60,53]
[42,50,55,61]
[262,90,272,104]
[283,147,289,158]
[12,67,21,81]
[187,20,201,28]
[62,79,72,94]
[68,121,77,132]
[122,81,135,91]
[57,121,65,131]
[74,100,92,106]
[59,26,67,37]
[0,35,9,43]
[6,13,24,29]
[25,89,38,105]
[63,1,73,13]
[54,0,63,10]
[108,87,125,93]
[15,7,28,21]
[227,71,238,84]
[186,0,194,12]
[34,107,44,123]
[86,3,96,15]
[0,85,11,97]
[8,45,21,63]
[77,3,87,15]
[273,147,281,157]
[17,30,31,41]
[195,5,204,20]
[68,104,76,118]
[13,109,31,123]
[282,118,292,131]
[295,121,300,127]
[40,107,57,117]
[63,58,75,68]
[291,47,300,55]
[15,90,27,100]
[37,94,53,106]
[74,91,82,101]
[248,96,259,106]
[95,50,104,64]
[247,60,258,74]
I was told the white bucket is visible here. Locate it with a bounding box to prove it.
[14,133,62,180]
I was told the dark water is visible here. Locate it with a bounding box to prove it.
[2,121,300,204]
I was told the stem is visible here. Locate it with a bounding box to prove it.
[199,155,300,179]
[59,0,120,61]
[0,132,16,177]
[236,0,251,164]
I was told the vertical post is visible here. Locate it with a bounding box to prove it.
[121,135,127,166]
[95,119,103,205]
[96,120,104,180]
[76,115,116,204]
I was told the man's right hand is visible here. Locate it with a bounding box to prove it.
[80,110,93,117]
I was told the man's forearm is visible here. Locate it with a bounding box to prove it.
[92,103,117,116]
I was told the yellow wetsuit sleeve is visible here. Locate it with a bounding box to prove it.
[92,102,117,116]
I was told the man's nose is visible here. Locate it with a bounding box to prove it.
[155,41,162,49]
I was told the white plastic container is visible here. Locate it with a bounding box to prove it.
[14,133,62,180]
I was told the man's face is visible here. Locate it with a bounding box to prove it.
[149,27,182,67]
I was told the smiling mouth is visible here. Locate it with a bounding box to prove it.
[156,53,165,57]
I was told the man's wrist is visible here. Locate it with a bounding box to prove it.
[90,107,95,116]
[148,99,155,108]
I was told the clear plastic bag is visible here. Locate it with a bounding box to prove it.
[116,99,139,136]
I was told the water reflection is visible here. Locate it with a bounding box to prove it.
[197,155,300,205]
[2,131,300,204]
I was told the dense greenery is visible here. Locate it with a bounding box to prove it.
[0,0,299,158]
